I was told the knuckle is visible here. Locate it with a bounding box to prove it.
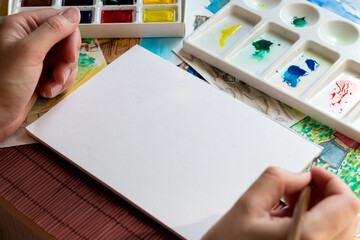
[45,17,64,33]
[347,194,360,214]
[301,232,323,240]
[1,15,18,28]
[263,166,282,179]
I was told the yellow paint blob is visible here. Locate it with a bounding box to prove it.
[143,9,176,23]
[258,3,265,7]
[144,0,176,4]
[219,24,242,47]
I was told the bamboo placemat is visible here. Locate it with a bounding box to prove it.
[0,144,179,239]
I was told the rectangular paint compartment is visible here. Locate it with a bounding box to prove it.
[63,0,94,6]
[143,8,176,22]
[80,10,94,24]
[143,0,176,4]
[266,41,339,97]
[101,9,135,23]
[103,0,135,5]
[187,5,261,57]
[226,22,299,76]
[22,0,53,6]
[308,60,360,119]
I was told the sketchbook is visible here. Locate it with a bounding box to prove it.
[27,45,322,239]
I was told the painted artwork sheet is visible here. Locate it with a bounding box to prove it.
[27,39,106,118]
[0,39,106,148]
[177,0,360,237]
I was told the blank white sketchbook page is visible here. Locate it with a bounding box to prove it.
[27,45,322,240]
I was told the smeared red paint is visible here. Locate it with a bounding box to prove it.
[329,80,357,114]
[101,10,133,23]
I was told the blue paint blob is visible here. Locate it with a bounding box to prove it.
[283,65,308,87]
[305,59,319,71]
[206,0,230,14]
[319,139,349,170]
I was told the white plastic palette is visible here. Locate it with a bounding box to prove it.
[8,0,185,38]
[183,0,360,142]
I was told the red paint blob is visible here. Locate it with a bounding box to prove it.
[101,10,133,23]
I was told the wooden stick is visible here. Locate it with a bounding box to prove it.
[287,185,312,240]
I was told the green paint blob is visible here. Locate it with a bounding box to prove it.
[82,38,95,44]
[292,17,307,27]
[78,53,96,67]
[252,39,273,59]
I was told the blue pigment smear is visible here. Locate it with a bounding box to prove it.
[307,0,360,23]
[186,65,204,80]
[305,59,319,71]
[283,65,308,87]
[319,139,349,170]
[206,0,230,14]
[194,15,209,31]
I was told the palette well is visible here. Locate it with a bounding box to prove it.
[8,0,185,37]
[183,0,360,142]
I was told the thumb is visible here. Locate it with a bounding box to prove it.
[25,7,80,56]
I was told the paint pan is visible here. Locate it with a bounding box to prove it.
[101,9,134,23]
[226,22,299,76]
[188,5,261,57]
[183,1,360,142]
[280,3,320,28]
[244,0,281,10]
[8,0,185,38]
[267,41,339,97]
[80,10,94,23]
[308,60,360,118]
[319,20,359,46]
[22,0,53,6]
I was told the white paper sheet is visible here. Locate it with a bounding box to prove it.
[27,45,322,240]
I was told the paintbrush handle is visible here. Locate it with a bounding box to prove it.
[287,185,312,240]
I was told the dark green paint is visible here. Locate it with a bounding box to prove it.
[292,17,307,27]
[252,39,274,59]
[78,53,96,67]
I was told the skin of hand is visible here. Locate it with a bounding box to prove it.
[0,8,81,142]
[203,166,360,240]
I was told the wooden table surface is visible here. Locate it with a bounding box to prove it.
[0,3,180,239]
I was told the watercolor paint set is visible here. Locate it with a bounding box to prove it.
[8,0,185,38]
[183,0,360,142]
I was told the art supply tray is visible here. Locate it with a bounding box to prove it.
[8,0,185,38]
[183,0,360,142]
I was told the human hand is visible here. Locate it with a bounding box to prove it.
[0,8,81,141]
[203,166,360,240]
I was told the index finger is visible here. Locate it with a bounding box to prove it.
[240,167,311,212]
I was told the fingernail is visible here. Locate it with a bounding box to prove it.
[63,69,71,85]
[42,90,48,98]
[50,83,64,97]
[61,7,79,23]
